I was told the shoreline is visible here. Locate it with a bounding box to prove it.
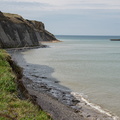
[8,48,119,120]
[5,45,48,51]
[40,40,62,43]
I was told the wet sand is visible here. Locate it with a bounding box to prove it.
[8,48,119,120]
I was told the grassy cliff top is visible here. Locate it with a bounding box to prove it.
[3,12,26,23]
[3,13,23,18]
[1,12,44,30]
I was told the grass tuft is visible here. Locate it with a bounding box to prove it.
[0,49,52,120]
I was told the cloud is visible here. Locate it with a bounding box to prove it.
[0,1,49,7]
[1,0,120,10]
[1,0,120,35]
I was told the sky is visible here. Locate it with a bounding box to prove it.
[0,0,120,35]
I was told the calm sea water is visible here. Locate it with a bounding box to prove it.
[23,35,120,117]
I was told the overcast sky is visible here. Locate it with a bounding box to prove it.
[0,0,120,35]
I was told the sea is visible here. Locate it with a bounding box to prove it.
[22,35,120,118]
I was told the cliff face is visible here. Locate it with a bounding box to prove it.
[0,11,57,48]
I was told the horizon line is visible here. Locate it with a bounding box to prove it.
[55,34,120,36]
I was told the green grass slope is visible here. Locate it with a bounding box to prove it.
[0,49,52,120]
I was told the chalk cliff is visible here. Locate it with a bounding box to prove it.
[0,11,57,48]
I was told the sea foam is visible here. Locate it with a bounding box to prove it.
[71,92,119,120]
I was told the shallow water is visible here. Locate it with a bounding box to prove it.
[22,35,120,117]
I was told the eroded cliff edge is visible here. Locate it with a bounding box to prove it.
[0,11,58,48]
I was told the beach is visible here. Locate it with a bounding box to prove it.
[8,43,119,120]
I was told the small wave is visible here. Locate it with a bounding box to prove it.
[71,92,119,120]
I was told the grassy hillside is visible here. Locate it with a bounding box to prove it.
[0,49,52,120]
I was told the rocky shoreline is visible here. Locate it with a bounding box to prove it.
[8,48,119,120]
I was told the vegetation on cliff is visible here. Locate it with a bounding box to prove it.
[0,49,52,120]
